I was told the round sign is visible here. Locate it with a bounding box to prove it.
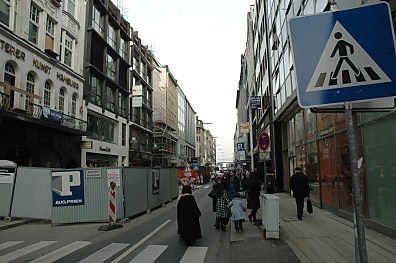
[258,132,270,151]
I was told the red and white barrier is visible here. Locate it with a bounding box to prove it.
[109,190,116,224]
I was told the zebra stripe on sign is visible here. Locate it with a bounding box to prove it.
[306,21,391,92]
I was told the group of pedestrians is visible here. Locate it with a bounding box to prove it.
[176,166,311,246]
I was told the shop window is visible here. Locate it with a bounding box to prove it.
[363,116,396,228]
[319,137,339,208]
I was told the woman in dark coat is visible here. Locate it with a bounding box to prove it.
[177,185,202,245]
[246,170,261,222]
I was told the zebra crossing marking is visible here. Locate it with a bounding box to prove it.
[0,240,209,263]
[79,243,129,263]
[306,21,391,92]
[180,247,208,263]
[203,185,211,189]
[30,241,91,263]
[111,219,171,263]
[0,241,56,262]
[130,245,167,263]
[0,241,24,251]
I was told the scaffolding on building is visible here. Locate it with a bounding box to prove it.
[152,65,178,167]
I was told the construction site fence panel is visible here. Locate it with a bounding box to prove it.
[51,168,124,224]
[123,168,149,217]
[4,166,180,225]
[11,167,52,220]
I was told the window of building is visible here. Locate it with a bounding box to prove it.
[63,0,75,17]
[92,5,104,36]
[4,62,15,84]
[89,74,102,106]
[106,54,116,80]
[59,88,65,112]
[108,24,117,50]
[122,123,126,146]
[29,4,39,45]
[71,93,77,116]
[87,111,118,144]
[64,33,73,67]
[119,37,127,59]
[44,81,51,107]
[45,16,55,51]
[106,86,115,112]
[119,93,126,117]
[25,73,35,111]
[0,0,11,27]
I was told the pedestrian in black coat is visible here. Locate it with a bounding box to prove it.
[289,167,310,220]
[246,170,261,223]
[177,185,202,245]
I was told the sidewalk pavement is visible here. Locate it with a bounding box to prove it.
[230,192,396,263]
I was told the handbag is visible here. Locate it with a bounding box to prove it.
[307,198,313,214]
[208,189,217,199]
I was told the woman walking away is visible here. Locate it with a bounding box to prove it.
[216,180,231,231]
[246,170,261,223]
[177,185,202,245]
[228,192,247,231]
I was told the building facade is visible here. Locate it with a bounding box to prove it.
[129,32,154,167]
[0,0,87,168]
[82,0,131,167]
[247,0,396,236]
[176,87,196,167]
[235,5,256,171]
[152,64,178,167]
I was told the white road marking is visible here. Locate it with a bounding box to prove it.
[203,185,211,189]
[111,219,171,263]
[180,247,208,263]
[129,245,167,263]
[0,241,24,251]
[0,241,56,262]
[30,241,91,263]
[79,243,129,263]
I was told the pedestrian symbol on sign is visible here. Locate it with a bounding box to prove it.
[307,21,391,92]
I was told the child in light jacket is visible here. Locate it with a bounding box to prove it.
[227,192,248,231]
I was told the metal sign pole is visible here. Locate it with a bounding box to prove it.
[344,102,368,263]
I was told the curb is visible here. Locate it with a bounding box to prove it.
[0,219,38,231]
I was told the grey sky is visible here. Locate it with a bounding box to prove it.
[124,0,253,162]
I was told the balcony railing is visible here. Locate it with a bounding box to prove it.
[0,91,87,133]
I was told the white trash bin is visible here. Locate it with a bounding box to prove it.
[261,194,279,239]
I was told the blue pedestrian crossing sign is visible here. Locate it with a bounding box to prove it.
[237,143,245,151]
[234,162,242,171]
[289,3,396,108]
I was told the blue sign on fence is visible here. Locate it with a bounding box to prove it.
[289,2,396,108]
[52,170,84,207]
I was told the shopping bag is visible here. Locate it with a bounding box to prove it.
[307,198,313,214]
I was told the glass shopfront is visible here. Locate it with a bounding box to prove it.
[363,113,396,229]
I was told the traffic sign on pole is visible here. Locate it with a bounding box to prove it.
[258,132,270,151]
[289,2,396,108]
